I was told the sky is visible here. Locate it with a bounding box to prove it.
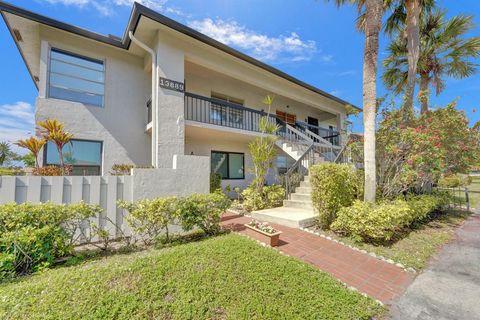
[1,0,480,154]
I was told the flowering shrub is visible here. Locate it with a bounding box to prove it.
[33,165,72,176]
[247,220,278,234]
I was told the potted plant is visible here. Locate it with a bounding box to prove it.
[244,220,282,247]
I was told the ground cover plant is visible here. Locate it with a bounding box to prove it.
[0,234,383,320]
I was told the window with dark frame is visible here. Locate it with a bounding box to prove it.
[44,139,103,176]
[48,48,105,107]
[210,92,244,127]
[211,151,244,179]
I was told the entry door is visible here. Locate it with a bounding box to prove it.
[307,117,319,135]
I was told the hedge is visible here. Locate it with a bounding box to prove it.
[331,193,451,243]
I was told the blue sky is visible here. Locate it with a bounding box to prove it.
[1,0,479,154]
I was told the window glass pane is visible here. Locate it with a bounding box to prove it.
[51,59,104,82]
[49,48,104,106]
[228,153,244,179]
[46,140,102,166]
[50,73,104,95]
[49,87,103,107]
[71,166,101,176]
[51,49,103,71]
[211,152,228,178]
[277,156,287,169]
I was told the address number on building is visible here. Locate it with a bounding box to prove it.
[159,77,184,92]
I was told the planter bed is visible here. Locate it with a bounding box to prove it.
[244,223,282,247]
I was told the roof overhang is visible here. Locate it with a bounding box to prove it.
[0,0,361,111]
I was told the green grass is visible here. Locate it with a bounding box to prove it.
[0,234,383,320]
[467,176,480,209]
[322,209,470,270]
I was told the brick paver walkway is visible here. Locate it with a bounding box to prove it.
[221,212,414,304]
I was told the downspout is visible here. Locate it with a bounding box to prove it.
[129,31,158,168]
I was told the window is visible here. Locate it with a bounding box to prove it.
[276,110,296,125]
[211,151,244,179]
[276,156,288,175]
[210,92,244,127]
[44,139,102,175]
[48,48,105,107]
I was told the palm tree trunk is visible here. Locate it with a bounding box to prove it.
[362,0,383,203]
[403,0,421,121]
[419,73,430,113]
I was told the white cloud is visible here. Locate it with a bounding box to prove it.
[0,102,35,154]
[188,18,322,64]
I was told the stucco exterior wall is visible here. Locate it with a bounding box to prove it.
[35,27,151,173]
[132,155,209,200]
[185,135,281,195]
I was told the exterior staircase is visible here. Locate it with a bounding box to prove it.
[283,175,313,210]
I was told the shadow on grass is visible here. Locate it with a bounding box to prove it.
[1,230,231,286]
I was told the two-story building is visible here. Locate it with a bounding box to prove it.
[0,1,359,194]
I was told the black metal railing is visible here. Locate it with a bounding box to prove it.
[184,92,339,143]
[296,122,340,146]
[147,98,152,124]
[184,92,277,132]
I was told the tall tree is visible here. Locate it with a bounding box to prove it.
[0,142,20,167]
[383,10,480,112]
[384,0,435,118]
[330,0,383,202]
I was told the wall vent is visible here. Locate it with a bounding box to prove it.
[13,29,23,42]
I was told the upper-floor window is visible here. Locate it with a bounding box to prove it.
[210,92,244,127]
[48,48,105,107]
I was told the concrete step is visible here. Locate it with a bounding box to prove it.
[303,176,310,182]
[300,181,311,188]
[250,206,316,228]
[290,193,311,201]
[295,186,312,194]
[283,199,313,210]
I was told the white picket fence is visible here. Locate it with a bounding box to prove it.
[0,176,133,240]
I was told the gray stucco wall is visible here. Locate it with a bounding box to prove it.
[36,28,151,173]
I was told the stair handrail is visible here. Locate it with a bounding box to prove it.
[284,142,315,199]
[284,123,313,145]
[333,134,352,163]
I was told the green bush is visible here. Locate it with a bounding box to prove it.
[0,202,102,278]
[331,194,450,243]
[118,197,179,244]
[310,163,361,229]
[241,184,285,212]
[210,172,222,193]
[177,191,231,236]
[438,174,472,188]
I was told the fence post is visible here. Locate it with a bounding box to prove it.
[465,187,470,211]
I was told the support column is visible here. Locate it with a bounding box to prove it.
[155,34,185,168]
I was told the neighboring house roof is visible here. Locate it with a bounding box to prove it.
[0,1,361,111]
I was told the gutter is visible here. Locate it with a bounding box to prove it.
[128,31,158,168]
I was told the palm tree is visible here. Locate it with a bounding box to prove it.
[383,10,480,113]
[38,119,73,173]
[15,137,46,168]
[330,0,383,202]
[384,0,436,118]
[0,142,12,166]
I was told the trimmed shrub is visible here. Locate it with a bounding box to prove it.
[438,174,472,188]
[118,197,179,244]
[177,191,231,236]
[331,194,450,243]
[310,163,361,229]
[241,184,285,212]
[0,202,102,278]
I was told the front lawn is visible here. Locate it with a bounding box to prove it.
[321,209,470,270]
[0,234,383,320]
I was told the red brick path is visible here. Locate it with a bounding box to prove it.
[221,212,414,304]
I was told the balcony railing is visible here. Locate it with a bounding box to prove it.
[184,92,340,145]
[185,92,277,132]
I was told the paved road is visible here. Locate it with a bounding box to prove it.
[390,212,480,320]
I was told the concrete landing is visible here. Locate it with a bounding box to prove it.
[250,206,317,228]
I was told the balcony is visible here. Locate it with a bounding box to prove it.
[184,92,340,146]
